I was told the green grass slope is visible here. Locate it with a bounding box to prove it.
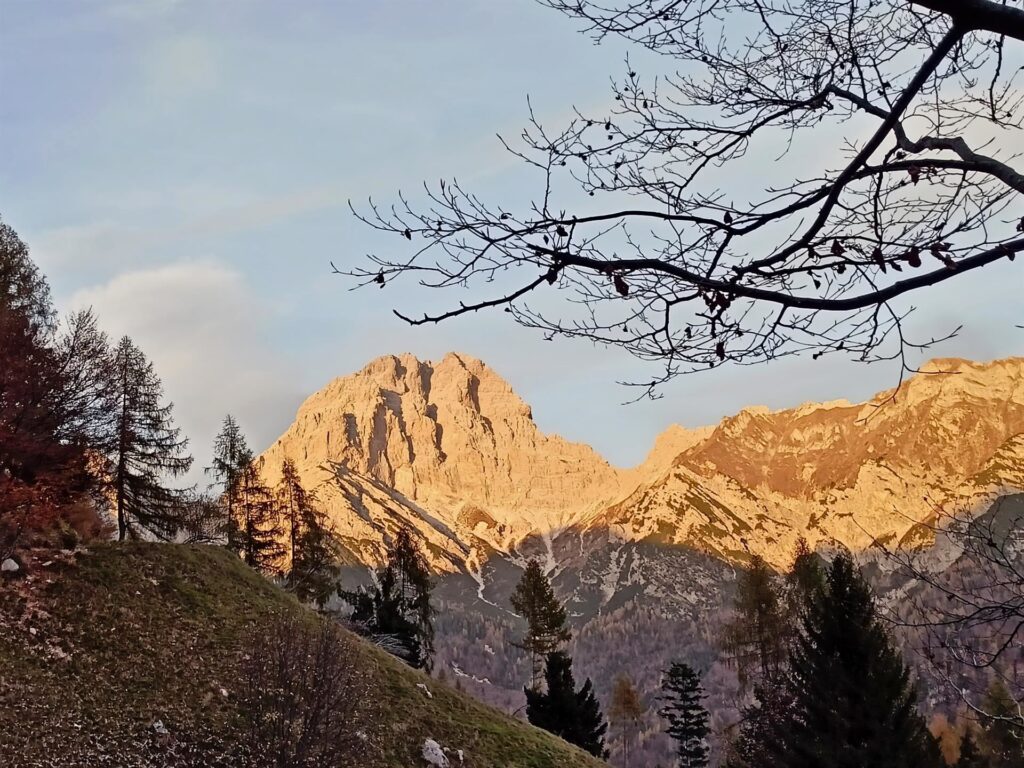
[0,543,606,768]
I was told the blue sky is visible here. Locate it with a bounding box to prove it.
[3,0,1022,477]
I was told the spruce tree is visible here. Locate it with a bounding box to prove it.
[110,336,192,540]
[608,673,645,768]
[511,558,572,689]
[525,650,608,758]
[784,537,825,619]
[277,458,342,607]
[758,552,940,768]
[659,661,710,768]
[342,527,434,669]
[206,414,252,549]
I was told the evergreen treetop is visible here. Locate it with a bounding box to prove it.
[110,336,192,541]
[525,650,608,759]
[659,661,710,768]
[764,552,940,768]
[511,558,571,689]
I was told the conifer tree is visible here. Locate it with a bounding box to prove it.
[784,537,825,619]
[1,222,96,554]
[277,458,342,607]
[206,414,252,549]
[110,336,192,540]
[342,527,434,669]
[608,674,645,768]
[659,661,710,768]
[957,730,989,768]
[511,558,572,689]
[749,552,940,768]
[233,459,284,573]
[720,555,786,692]
[277,457,305,564]
[525,650,608,758]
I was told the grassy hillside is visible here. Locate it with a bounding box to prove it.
[0,543,606,768]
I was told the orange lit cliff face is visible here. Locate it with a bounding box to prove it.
[259,354,1024,571]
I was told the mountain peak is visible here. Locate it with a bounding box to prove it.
[260,354,1024,570]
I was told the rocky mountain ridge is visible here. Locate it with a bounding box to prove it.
[259,353,1024,572]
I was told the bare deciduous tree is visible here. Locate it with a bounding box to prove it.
[882,494,1024,732]
[348,0,1023,392]
[240,615,364,768]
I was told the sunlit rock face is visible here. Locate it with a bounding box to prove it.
[260,354,1024,571]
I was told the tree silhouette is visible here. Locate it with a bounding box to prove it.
[659,661,710,768]
[739,552,941,768]
[277,458,342,607]
[511,558,572,689]
[350,1,1024,390]
[342,527,434,670]
[526,650,609,758]
[110,336,192,541]
[207,414,252,550]
[1,221,104,555]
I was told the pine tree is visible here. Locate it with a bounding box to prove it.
[277,457,305,565]
[511,558,572,689]
[342,527,434,669]
[659,661,710,768]
[206,414,252,549]
[525,650,608,758]
[110,336,192,541]
[277,458,342,607]
[753,552,940,768]
[608,673,645,768]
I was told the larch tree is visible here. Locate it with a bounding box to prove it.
[1,220,102,555]
[277,457,342,607]
[206,414,252,550]
[659,661,710,768]
[744,552,941,768]
[233,458,284,573]
[525,650,609,759]
[110,336,193,540]
[511,558,572,689]
[720,555,786,693]
[350,0,1024,392]
[608,673,645,768]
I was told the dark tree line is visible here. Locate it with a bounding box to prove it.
[1,219,342,609]
[349,0,1023,393]
[206,415,342,604]
[1,219,191,556]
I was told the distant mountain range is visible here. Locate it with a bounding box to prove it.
[257,353,1024,764]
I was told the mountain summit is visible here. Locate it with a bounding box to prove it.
[259,354,1024,571]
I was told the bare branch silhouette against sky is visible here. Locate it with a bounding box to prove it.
[349,0,1024,395]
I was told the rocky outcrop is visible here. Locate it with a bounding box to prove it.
[258,354,1024,571]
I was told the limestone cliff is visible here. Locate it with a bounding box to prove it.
[258,354,1024,571]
